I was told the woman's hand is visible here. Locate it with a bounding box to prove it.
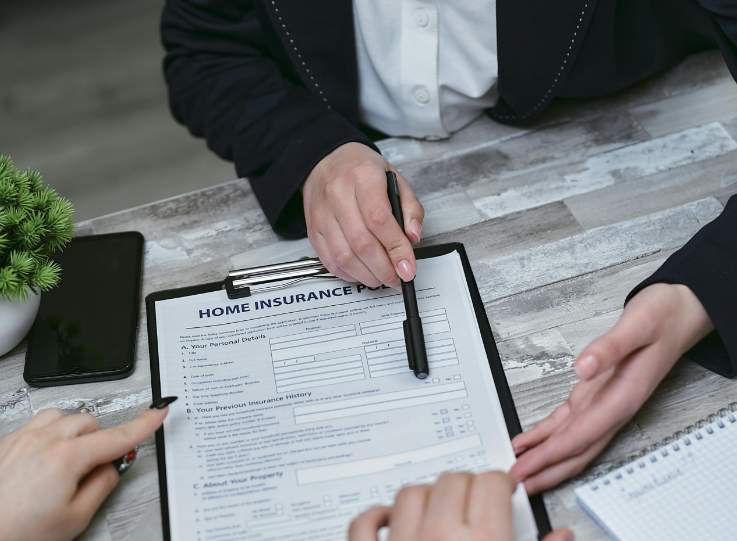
[511,283,714,494]
[302,142,424,290]
[348,471,573,541]
[0,405,170,541]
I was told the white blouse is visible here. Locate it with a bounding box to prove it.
[352,0,499,139]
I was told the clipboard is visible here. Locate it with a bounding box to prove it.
[146,242,552,540]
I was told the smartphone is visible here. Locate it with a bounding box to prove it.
[24,232,144,386]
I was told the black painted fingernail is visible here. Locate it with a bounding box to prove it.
[113,446,139,476]
[150,396,178,409]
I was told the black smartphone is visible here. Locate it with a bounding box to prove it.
[24,232,144,386]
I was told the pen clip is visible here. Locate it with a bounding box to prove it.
[403,319,416,371]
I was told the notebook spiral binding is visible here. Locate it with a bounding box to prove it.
[579,402,737,488]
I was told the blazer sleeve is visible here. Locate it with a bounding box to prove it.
[625,196,737,378]
[161,0,378,238]
[695,0,737,82]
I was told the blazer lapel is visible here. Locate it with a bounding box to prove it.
[490,0,600,124]
[256,0,360,125]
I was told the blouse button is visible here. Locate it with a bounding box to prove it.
[414,9,429,27]
[414,87,430,104]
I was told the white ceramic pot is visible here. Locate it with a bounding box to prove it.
[0,289,41,356]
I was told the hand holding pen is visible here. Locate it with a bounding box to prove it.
[0,396,176,541]
[302,143,424,290]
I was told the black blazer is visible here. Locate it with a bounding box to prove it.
[161,0,737,377]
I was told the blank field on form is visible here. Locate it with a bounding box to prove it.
[296,434,482,484]
[359,309,450,336]
[270,325,356,354]
[293,381,468,424]
[366,338,459,378]
[270,325,365,392]
[274,354,364,392]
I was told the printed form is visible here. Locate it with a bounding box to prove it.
[155,251,538,541]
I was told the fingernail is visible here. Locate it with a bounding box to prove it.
[113,446,139,476]
[397,260,415,282]
[575,355,598,380]
[150,396,178,409]
[564,531,575,541]
[409,219,422,242]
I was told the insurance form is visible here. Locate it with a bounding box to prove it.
[154,251,538,541]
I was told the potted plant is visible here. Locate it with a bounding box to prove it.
[0,156,74,356]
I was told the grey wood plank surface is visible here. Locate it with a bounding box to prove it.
[469,122,735,221]
[486,249,675,342]
[420,201,583,263]
[474,198,723,301]
[631,80,737,138]
[564,150,737,229]
[1,49,736,541]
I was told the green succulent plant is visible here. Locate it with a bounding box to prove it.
[0,156,74,301]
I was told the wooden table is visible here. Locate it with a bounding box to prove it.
[2,50,736,541]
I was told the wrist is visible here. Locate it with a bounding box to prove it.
[301,161,322,197]
[302,142,373,192]
[670,284,715,353]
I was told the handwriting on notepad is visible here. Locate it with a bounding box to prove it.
[625,468,684,500]
[625,452,696,500]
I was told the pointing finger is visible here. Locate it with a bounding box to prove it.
[53,413,101,439]
[73,408,168,472]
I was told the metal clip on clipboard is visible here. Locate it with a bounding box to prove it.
[223,254,427,378]
[224,257,339,299]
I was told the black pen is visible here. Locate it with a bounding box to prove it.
[386,171,429,379]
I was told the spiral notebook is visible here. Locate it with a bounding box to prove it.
[575,403,737,541]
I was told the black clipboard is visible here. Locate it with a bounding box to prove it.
[146,242,552,540]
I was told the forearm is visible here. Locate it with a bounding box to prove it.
[161,0,377,236]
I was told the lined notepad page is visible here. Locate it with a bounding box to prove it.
[575,412,737,541]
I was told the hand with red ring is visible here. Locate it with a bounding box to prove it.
[0,406,169,541]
